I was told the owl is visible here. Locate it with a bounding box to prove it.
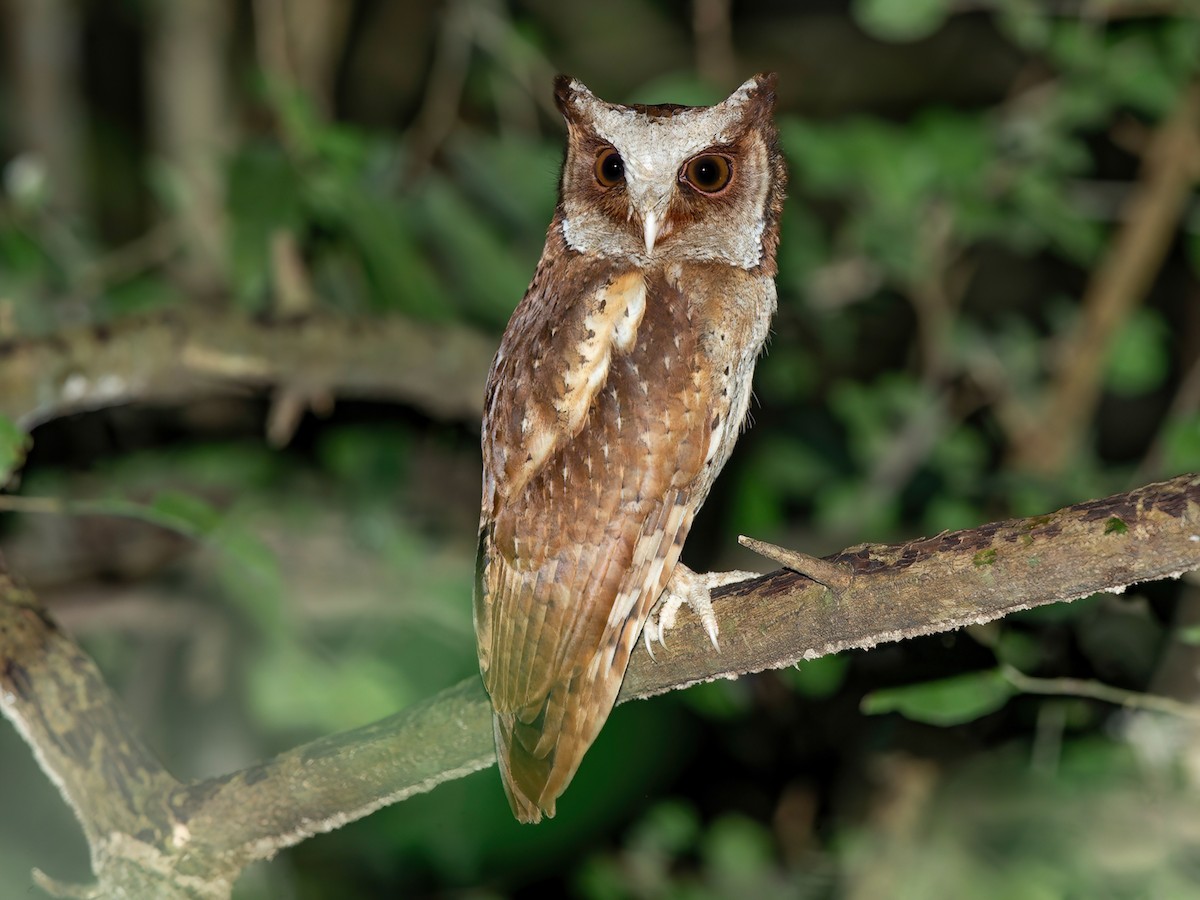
[474,74,786,823]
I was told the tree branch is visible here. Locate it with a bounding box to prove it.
[2,474,1198,896]
[0,309,495,431]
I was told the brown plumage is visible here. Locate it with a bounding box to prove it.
[474,74,786,823]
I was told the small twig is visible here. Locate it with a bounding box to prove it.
[268,229,315,316]
[738,535,854,591]
[1001,664,1200,723]
[31,869,92,900]
[0,494,66,514]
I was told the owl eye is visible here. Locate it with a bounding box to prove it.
[594,148,625,188]
[682,155,733,194]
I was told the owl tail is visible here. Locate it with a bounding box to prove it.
[492,661,627,824]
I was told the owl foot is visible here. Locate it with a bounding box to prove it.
[643,565,759,658]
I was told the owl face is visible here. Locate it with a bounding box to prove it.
[554,74,783,271]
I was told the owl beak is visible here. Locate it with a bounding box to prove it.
[643,210,660,255]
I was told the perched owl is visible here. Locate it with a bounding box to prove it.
[474,74,786,823]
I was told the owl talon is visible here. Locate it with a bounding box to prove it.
[643,623,658,660]
[643,564,752,656]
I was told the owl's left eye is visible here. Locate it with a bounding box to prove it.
[594,148,625,188]
[681,155,733,194]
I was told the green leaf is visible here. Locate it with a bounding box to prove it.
[227,146,305,309]
[861,668,1016,725]
[248,643,407,732]
[996,0,1053,50]
[922,494,982,535]
[783,653,850,699]
[146,490,223,537]
[1105,309,1169,396]
[213,521,286,634]
[628,801,700,856]
[701,815,775,879]
[1177,624,1200,647]
[683,680,749,720]
[996,629,1044,672]
[1159,413,1200,477]
[416,178,537,326]
[854,0,949,42]
[0,415,30,487]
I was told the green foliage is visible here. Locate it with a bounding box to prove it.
[853,0,949,42]
[0,415,29,488]
[248,643,408,733]
[861,669,1016,725]
[578,804,823,900]
[782,653,851,699]
[1160,413,1200,476]
[1105,309,1170,397]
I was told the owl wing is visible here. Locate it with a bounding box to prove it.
[474,252,715,823]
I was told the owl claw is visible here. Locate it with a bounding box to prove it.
[643,565,750,657]
[643,624,658,661]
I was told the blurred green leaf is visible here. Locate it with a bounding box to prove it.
[783,653,850,699]
[862,668,1015,725]
[1010,169,1103,263]
[307,177,448,319]
[729,465,787,535]
[921,494,982,534]
[417,178,536,326]
[702,815,775,880]
[628,801,701,857]
[1159,413,1200,477]
[996,0,1053,49]
[683,680,750,720]
[96,275,182,319]
[1103,34,1188,117]
[0,415,30,488]
[213,520,287,634]
[853,0,949,42]
[147,489,222,536]
[228,146,305,309]
[447,133,560,234]
[575,857,630,900]
[1176,623,1200,646]
[1105,308,1169,396]
[248,642,408,733]
[995,629,1044,672]
[317,424,412,493]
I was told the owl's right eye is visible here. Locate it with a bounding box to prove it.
[594,148,625,188]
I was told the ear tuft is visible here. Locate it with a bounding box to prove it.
[554,75,590,121]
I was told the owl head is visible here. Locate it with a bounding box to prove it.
[553,74,786,273]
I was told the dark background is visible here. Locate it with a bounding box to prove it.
[1,1,1199,896]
